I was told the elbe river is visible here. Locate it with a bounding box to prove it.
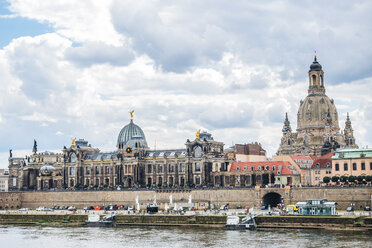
[0,225,370,248]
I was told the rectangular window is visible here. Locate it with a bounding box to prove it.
[180,176,185,186]
[195,162,201,172]
[85,179,90,186]
[195,175,200,185]
[69,167,75,175]
[95,166,100,175]
[344,163,348,171]
[335,163,339,171]
[105,166,110,174]
[370,162,372,170]
[352,163,357,170]
[147,164,152,173]
[179,163,185,172]
[361,162,365,170]
[86,167,91,175]
[236,167,240,172]
[169,164,174,173]
[158,164,163,173]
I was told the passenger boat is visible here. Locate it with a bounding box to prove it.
[226,215,257,230]
[85,213,116,227]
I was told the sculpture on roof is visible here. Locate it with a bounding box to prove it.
[9,149,12,158]
[72,138,76,147]
[196,129,201,139]
[32,139,37,154]
[129,110,134,121]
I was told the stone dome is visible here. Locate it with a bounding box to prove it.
[117,120,148,148]
[297,94,339,130]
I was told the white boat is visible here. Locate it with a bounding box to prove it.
[85,213,116,227]
[226,215,257,230]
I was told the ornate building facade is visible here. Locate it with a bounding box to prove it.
[8,113,231,190]
[278,55,358,156]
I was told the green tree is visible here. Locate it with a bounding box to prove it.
[357,176,364,183]
[331,176,339,183]
[365,175,372,182]
[348,175,356,183]
[340,176,347,183]
[323,176,330,184]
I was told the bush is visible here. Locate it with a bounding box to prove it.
[366,175,372,182]
[323,176,330,184]
[331,176,339,183]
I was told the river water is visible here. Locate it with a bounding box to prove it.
[0,225,370,248]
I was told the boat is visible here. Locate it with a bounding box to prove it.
[85,213,116,227]
[226,215,257,230]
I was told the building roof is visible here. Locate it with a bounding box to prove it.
[117,119,148,149]
[145,149,186,159]
[229,161,299,176]
[311,153,334,169]
[290,155,314,169]
[332,148,372,159]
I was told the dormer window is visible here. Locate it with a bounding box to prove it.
[316,163,320,168]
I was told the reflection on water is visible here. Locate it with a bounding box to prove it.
[0,225,370,248]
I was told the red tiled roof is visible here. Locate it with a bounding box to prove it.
[230,161,298,176]
[311,152,335,169]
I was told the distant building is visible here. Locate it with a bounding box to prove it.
[310,153,334,185]
[234,143,267,162]
[0,169,9,192]
[332,148,372,180]
[213,161,301,187]
[278,54,358,156]
[273,155,314,185]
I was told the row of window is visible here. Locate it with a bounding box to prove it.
[335,162,372,171]
[69,166,118,176]
[147,163,199,173]
[236,165,277,172]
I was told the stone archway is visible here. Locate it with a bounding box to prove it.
[263,192,282,208]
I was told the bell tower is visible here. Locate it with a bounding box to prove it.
[308,51,325,95]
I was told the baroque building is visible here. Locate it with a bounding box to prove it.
[278,54,358,156]
[8,113,230,190]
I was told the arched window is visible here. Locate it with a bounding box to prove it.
[194,146,202,158]
[70,153,76,163]
[312,75,316,86]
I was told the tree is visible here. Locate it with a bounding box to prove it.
[365,175,372,182]
[348,175,356,183]
[357,176,364,183]
[340,176,347,183]
[331,176,339,183]
[323,176,330,184]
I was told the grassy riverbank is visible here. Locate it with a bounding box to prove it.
[0,213,371,231]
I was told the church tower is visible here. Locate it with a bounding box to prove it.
[277,53,355,156]
[343,112,358,148]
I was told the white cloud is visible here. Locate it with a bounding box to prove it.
[0,0,371,170]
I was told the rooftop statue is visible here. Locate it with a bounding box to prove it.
[129,110,134,121]
[72,137,76,147]
[196,129,201,139]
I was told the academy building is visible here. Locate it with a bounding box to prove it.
[8,112,230,190]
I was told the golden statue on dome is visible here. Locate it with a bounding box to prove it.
[129,110,134,121]
[196,129,201,139]
[71,137,76,146]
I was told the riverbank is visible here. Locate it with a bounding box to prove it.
[1,213,371,231]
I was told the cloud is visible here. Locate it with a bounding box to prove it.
[0,0,372,169]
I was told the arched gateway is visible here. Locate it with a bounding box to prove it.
[263,192,282,208]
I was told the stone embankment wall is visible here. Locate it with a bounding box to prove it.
[0,187,371,209]
[0,214,371,230]
[0,192,21,209]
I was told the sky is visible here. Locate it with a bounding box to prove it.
[0,0,372,168]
